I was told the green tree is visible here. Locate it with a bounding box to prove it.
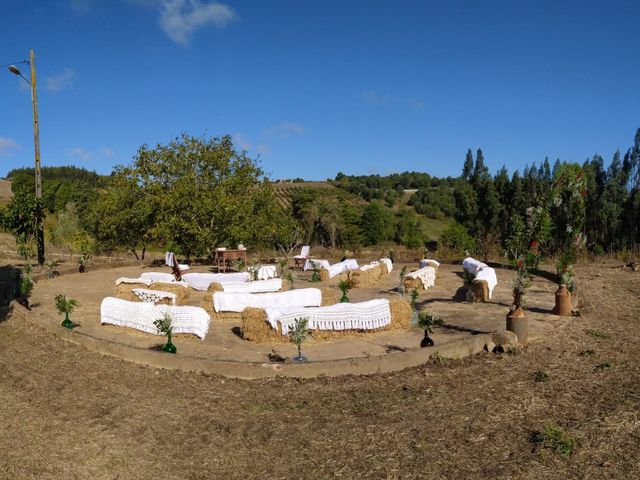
[462,149,474,180]
[360,202,392,245]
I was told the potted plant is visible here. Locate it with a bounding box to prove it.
[55,294,78,329]
[277,258,288,277]
[398,266,407,295]
[553,252,574,316]
[337,278,352,303]
[17,267,34,310]
[285,271,296,290]
[462,270,476,303]
[507,256,532,344]
[310,261,321,283]
[46,259,56,279]
[247,264,260,281]
[288,317,309,363]
[154,313,177,354]
[410,287,420,324]
[417,310,443,347]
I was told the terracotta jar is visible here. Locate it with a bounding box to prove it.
[506,307,528,345]
[553,285,572,316]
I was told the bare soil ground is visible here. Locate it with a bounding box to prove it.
[1,263,639,479]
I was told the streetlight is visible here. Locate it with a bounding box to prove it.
[8,49,44,265]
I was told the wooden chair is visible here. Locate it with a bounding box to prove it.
[294,245,310,269]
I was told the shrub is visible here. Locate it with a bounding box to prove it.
[439,222,475,253]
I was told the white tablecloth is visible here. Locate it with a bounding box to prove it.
[257,265,277,280]
[213,288,322,313]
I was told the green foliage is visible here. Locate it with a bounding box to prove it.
[1,191,44,253]
[439,222,475,252]
[462,270,476,287]
[394,209,423,248]
[533,425,576,455]
[504,214,528,260]
[154,313,173,335]
[410,288,419,311]
[287,317,309,355]
[285,271,296,289]
[534,371,550,382]
[360,202,393,245]
[19,275,33,297]
[417,310,443,333]
[54,294,78,315]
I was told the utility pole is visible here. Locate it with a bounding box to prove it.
[29,50,44,265]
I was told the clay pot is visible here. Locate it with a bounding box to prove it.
[506,307,528,345]
[553,285,572,316]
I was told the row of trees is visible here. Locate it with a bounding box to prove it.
[3,128,639,260]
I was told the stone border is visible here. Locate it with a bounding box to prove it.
[10,302,493,379]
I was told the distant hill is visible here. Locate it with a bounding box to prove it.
[0,180,12,206]
[272,181,366,210]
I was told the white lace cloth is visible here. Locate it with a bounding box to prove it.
[303,259,330,271]
[116,277,152,286]
[380,258,393,273]
[213,288,322,313]
[220,278,282,293]
[419,259,440,269]
[256,265,277,280]
[180,272,251,291]
[406,266,436,289]
[132,288,177,305]
[265,299,391,335]
[475,267,498,298]
[100,297,210,339]
[326,259,359,278]
[463,257,488,275]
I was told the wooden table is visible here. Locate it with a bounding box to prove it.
[215,249,247,272]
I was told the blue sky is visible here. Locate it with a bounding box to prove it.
[1,0,639,180]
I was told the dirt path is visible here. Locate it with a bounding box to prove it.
[1,263,639,479]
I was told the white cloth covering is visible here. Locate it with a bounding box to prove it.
[325,259,359,278]
[132,288,177,305]
[165,252,189,271]
[380,258,393,274]
[116,277,152,286]
[180,272,251,291]
[213,288,322,313]
[463,257,488,275]
[100,297,210,339]
[419,259,440,269]
[360,261,380,271]
[140,272,176,283]
[406,266,437,289]
[475,267,498,299]
[294,245,310,261]
[303,259,331,271]
[220,278,282,293]
[256,265,277,280]
[265,298,391,335]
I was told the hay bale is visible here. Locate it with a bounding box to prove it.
[241,297,413,343]
[114,283,148,301]
[351,264,384,288]
[472,280,490,303]
[319,268,331,282]
[241,308,285,343]
[320,287,340,306]
[200,297,244,321]
[403,277,424,290]
[207,282,224,293]
[150,282,190,303]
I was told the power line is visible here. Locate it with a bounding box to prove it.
[0,59,29,68]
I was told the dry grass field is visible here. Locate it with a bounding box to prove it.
[1,262,639,479]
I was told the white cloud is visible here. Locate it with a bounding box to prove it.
[0,137,20,157]
[159,0,236,46]
[262,122,305,139]
[232,133,270,155]
[100,147,114,157]
[44,68,76,92]
[359,90,392,106]
[69,148,94,161]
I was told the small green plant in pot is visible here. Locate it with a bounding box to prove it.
[55,294,78,329]
[417,310,443,347]
[288,317,309,363]
[410,287,420,324]
[398,266,408,295]
[310,261,321,283]
[154,313,176,354]
[285,271,296,290]
[337,278,352,303]
[17,269,34,309]
[277,258,288,277]
[247,264,259,281]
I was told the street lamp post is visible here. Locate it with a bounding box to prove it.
[8,49,45,265]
